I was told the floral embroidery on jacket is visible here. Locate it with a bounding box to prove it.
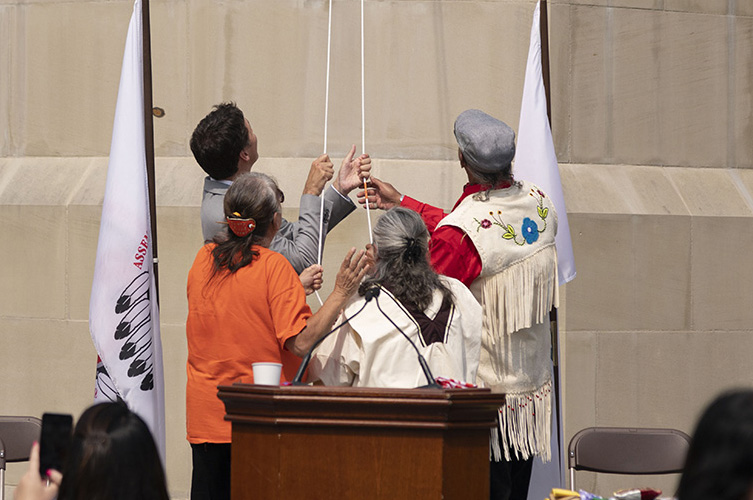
[521,217,539,244]
[472,187,549,246]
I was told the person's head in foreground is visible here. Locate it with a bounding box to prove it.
[360,207,452,311]
[676,389,753,500]
[55,401,169,500]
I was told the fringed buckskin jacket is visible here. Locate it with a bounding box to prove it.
[406,180,558,462]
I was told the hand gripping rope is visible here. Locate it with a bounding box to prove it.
[315,0,373,305]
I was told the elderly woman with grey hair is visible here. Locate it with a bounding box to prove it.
[309,207,481,388]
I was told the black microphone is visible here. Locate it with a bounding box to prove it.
[364,283,381,302]
[291,293,374,385]
[372,291,441,389]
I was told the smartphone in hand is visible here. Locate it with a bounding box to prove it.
[38,412,73,478]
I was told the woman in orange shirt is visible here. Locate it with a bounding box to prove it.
[186,172,369,500]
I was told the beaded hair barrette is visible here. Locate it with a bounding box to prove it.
[225,212,256,237]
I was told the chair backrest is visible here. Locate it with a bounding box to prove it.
[0,416,42,500]
[0,416,42,465]
[568,426,691,490]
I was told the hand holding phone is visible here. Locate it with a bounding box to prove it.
[14,442,62,500]
[38,412,73,479]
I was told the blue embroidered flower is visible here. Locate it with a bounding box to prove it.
[521,217,539,244]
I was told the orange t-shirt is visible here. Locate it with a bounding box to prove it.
[185,245,311,443]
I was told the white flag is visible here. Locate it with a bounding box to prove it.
[516,3,571,497]
[89,0,165,461]
[515,0,576,285]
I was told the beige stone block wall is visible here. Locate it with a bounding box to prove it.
[2,0,753,499]
[0,5,15,156]
[563,164,753,494]
[564,4,751,168]
[4,159,753,498]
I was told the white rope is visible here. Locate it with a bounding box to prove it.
[318,195,325,266]
[314,0,334,307]
[313,0,372,303]
[323,0,332,156]
[361,0,373,245]
[361,0,366,155]
[315,192,324,306]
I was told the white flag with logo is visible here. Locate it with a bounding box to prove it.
[89,0,165,461]
[515,0,576,285]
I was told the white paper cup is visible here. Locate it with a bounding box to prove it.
[252,362,283,385]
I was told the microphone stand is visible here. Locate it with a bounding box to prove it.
[291,299,370,385]
[373,291,441,389]
[292,285,441,389]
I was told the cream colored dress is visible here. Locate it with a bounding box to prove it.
[309,276,482,389]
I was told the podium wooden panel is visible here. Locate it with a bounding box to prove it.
[218,384,504,500]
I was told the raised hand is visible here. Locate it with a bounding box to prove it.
[332,248,371,299]
[357,176,401,210]
[14,442,62,500]
[303,154,335,196]
[334,145,372,196]
[284,248,370,357]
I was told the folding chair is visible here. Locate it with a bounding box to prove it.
[568,426,691,490]
[0,416,42,500]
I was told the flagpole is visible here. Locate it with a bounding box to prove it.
[537,0,558,367]
[141,0,160,300]
[540,0,551,126]
[539,0,565,486]
[538,3,558,327]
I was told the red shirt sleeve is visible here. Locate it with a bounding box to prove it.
[429,226,482,288]
[401,196,447,232]
[401,196,482,288]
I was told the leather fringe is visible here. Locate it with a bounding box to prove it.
[480,244,558,344]
[490,378,552,462]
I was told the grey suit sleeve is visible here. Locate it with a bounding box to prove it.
[270,194,332,274]
[201,185,228,243]
[324,185,356,232]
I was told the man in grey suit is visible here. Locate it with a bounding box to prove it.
[191,102,370,275]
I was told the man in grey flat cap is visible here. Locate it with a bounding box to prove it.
[360,109,559,500]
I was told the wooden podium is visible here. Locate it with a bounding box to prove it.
[218,383,505,500]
